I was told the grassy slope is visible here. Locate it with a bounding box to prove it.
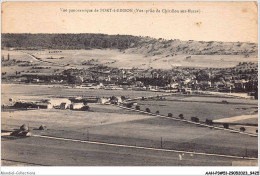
[15,49,258,69]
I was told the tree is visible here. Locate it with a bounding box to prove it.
[156,110,160,115]
[82,106,90,111]
[168,113,173,117]
[223,123,229,129]
[5,42,12,48]
[205,119,213,125]
[179,114,184,119]
[240,127,246,132]
[121,96,126,101]
[146,108,151,113]
[135,105,140,110]
[222,100,228,104]
[126,103,133,108]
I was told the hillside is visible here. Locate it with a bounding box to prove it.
[125,38,258,57]
[1,34,258,57]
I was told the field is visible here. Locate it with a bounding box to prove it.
[1,84,165,105]
[135,96,258,122]
[2,49,257,70]
[29,49,258,69]
[1,50,61,78]
[1,83,258,166]
[3,136,256,166]
[1,107,258,165]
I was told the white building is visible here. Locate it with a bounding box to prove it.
[47,98,71,109]
[70,103,85,110]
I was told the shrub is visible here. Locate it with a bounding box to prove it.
[39,125,47,130]
[135,105,140,110]
[222,100,228,104]
[168,113,173,117]
[146,108,151,113]
[11,130,30,137]
[126,103,133,108]
[179,114,184,119]
[121,96,126,101]
[223,123,229,129]
[156,110,160,114]
[110,96,116,101]
[81,106,90,111]
[191,117,199,122]
[240,127,246,132]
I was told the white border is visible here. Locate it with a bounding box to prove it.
[0,0,259,175]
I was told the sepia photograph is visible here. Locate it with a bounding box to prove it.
[0,1,259,175]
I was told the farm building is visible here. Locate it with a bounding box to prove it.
[110,96,123,104]
[60,103,67,110]
[70,102,88,110]
[98,98,110,104]
[35,103,49,109]
[47,98,71,109]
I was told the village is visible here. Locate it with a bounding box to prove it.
[1,52,258,99]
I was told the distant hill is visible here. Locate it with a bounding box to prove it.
[1,33,258,56]
[125,38,258,57]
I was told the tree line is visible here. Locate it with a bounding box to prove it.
[1,33,142,50]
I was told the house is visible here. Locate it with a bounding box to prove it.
[115,96,123,104]
[135,81,144,87]
[180,88,192,94]
[97,82,104,89]
[169,83,178,89]
[234,81,245,92]
[146,85,158,91]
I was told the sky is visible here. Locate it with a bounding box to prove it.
[1,1,258,43]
